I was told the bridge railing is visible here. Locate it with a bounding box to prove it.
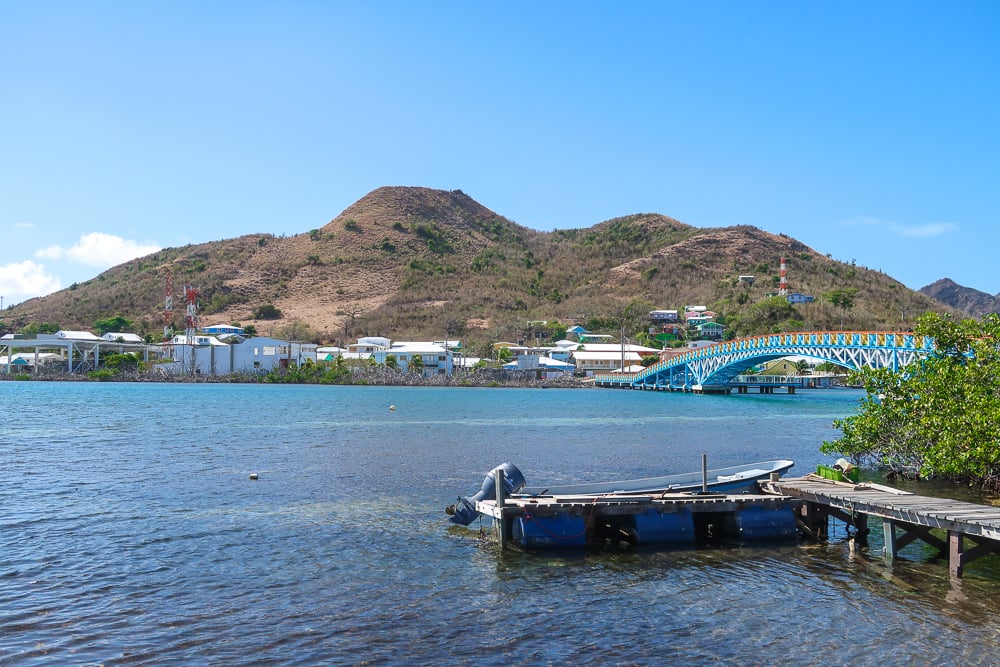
[592,330,933,385]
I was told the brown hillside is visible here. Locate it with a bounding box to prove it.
[4,186,955,351]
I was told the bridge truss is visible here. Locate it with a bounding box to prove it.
[593,331,936,392]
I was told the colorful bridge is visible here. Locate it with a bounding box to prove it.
[593,331,935,393]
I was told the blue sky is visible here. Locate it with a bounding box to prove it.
[2,2,998,308]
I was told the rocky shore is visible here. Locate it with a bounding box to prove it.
[2,366,595,389]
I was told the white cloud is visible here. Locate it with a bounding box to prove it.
[887,222,959,238]
[34,232,161,268]
[838,216,958,239]
[35,244,65,260]
[0,260,62,300]
[15,221,35,229]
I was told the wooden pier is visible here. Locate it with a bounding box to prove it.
[764,474,1000,577]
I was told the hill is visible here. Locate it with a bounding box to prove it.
[919,278,1000,318]
[4,186,953,354]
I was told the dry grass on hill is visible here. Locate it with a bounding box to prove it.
[5,186,954,347]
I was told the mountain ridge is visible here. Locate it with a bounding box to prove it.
[919,278,1000,318]
[3,186,957,349]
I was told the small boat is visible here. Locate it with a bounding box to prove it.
[515,459,795,497]
[446,460,794,526]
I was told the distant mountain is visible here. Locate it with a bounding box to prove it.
[4,186,953,350]
[920,278,1000,318]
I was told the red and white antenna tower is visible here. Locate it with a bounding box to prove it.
[184,285,199,344]
[162,269,173,341]
[778,257,788,296]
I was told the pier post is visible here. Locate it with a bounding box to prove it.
[949,531,964,578]
[883,519,898,565]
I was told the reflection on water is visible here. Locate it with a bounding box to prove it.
[2,382,999,665]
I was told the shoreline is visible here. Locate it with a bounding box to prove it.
[0,366,596,389]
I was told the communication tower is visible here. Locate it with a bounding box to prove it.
[778,257,788,296]
[184,285,199,344]
[163,270,173,342]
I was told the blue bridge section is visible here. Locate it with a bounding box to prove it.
[593,331,935,393]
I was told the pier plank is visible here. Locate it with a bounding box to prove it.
[767,476,1000,575]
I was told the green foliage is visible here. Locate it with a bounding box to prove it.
[262,358,354,384]
[104,352,142,372]
[87,368,117,381]
[385,354,398,369]
[402,259,456,286]
[471,248,506,273]
[94,315,134,335]
[413,222,453,254]
[410,355,424,373]
[205,292,247,314]
[344,219,362,232]
[21,322,60,334]
[546,322,568,341]
[815,361,846,373]
[822,313,1000,491]
[825,288,858,310]
[252,304,283,320]
[309,229,321,241]
[729,296,799,336]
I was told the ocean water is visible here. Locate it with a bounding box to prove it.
[2,382,1000,666]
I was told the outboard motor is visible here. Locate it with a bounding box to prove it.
[446,463,526,526]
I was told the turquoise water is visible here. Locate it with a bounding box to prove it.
[2,383,999,665]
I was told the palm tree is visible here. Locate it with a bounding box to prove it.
[410,355,425,375]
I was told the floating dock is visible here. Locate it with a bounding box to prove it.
[764,474,1000,577]
[475,489,801,549]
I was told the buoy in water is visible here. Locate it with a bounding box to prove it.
[389,405,396,411]
[249,472,259,481]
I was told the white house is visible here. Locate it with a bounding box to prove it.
[570,342,660,376]
[164,336,317,375]
[503,355,575,379]
[169,333,228,348]
[102,332,144,344]
[316,346,347,361]
[548,339,580,362]
[55,330,103,341]
[372,341,453,376]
